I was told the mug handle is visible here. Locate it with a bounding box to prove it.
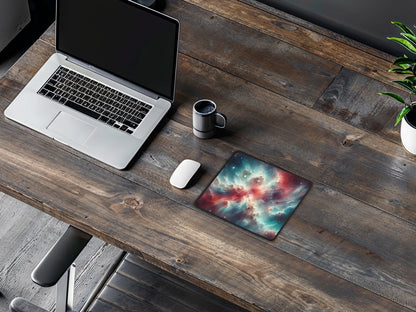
[215,113,227,129]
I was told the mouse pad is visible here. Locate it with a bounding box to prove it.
[196,152,312,240]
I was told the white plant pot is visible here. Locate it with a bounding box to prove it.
[400,109,416,155]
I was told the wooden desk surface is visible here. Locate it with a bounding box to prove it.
[1,1,415,311]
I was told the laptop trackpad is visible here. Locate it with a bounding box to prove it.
[47,111,95,145]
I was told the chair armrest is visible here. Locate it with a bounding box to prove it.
[31,226,91,287]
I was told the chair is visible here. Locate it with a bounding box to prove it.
[9,226,92,312]
[9,224,249,312]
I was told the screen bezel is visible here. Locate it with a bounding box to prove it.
[55,0,179,102]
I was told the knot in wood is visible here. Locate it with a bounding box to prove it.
[342,134,363,148]
[271,21,298,32]
[123,198,144,210]
[342,138,354,147]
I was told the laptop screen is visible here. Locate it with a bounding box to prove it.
[56,0,179,101]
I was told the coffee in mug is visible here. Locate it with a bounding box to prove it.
[193,99,227,139]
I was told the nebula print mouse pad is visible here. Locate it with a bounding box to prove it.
[196,152,312,240]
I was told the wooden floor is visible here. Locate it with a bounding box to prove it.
[87,254,248,312]
[0,191,123,312]
[0,192,248,312]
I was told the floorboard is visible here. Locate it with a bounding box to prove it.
[0,191,123,312]
[87,254,249,312]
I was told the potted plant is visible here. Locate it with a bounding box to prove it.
[379,21,416,154]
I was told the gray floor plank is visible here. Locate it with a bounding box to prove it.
[87,299,127,312]
[93,286,160,312]
[0,191,123,312]
[124,255,248,312]
[87,254,248,312]
[107,273,197,312]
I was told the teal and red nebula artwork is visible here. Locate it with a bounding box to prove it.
[196,152,311,240]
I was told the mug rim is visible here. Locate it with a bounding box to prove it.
[193,99,216,115]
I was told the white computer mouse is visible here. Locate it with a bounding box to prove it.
[169,159,201,189]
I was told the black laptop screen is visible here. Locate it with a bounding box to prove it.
[57,0,179,101]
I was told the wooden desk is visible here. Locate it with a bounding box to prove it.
[1,1,415,311]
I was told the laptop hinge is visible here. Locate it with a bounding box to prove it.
[63,54,160,100]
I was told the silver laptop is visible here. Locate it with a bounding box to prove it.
[5,0,179,169]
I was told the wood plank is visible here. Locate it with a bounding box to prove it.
[181,0,398,86]
[0,98,412,312]
[124,57,416,308]
[0,195,62,310]
[94,286,160,312]
[240,0,395,61]
[163,0,409,141]
[5,40,53,87]
[164,0,340,107]
[120,255,248,312]
[72,240,124,311]
[39,23,55,46]
[88,299,126,312]
[122,120,416,310]
[313,67,405,142]
[107,274,203,312]
[169,55,416,222]
[281,184,416,310]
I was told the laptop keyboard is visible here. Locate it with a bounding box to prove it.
[38,66,152,134]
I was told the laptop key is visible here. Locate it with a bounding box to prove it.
[124,120,138,129]
[99,116,109,123]
[65,100,100,119]
[44,84,56,92]
[131,116,142,124]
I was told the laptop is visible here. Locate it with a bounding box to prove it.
[4,0,179,169]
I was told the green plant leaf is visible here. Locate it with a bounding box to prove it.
[395,106,411,126]
[392,80,416,92]
[389,67,413,74]
[378,92,406,103]
[388,37,416,54]
[402,33,416,48]
[404,76,416,84]
[392,21,415,35]
[393,56,416,67]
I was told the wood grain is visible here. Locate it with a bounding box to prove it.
[88,254,248,312]
[1,1,416,311]
[164,0,407,141]
[181,0,398,86]
[0,100,413,311]
[125,54,416,309]
[240,0,395,61]
[170,55,416,222]
[165,0,340,107]
[313,67,407,142]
